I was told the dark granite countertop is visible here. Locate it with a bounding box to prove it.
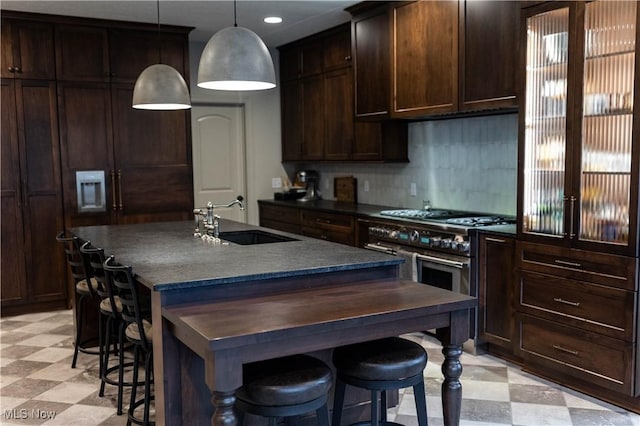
[258,199,398,217]
[71,220,402,292]
[259,199,518,234]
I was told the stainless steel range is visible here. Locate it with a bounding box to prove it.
[363,208,515,351]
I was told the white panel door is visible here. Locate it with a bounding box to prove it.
[191,105,247,223]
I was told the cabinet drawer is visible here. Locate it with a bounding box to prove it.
[301,210,354,230]
[517,241,637,290]
[519,271,636,341]
[518,314,635,395]
[259,204,300,225]
[301,226,354,246]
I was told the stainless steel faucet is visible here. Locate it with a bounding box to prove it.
[193,196,244,241]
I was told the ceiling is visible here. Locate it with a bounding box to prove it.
[0,1,359,47]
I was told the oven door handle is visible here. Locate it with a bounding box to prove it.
[416,253,468,269]
[364,243,396,255]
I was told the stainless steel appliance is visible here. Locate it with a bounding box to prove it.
[295,170,320,202]
[363,208,515,350]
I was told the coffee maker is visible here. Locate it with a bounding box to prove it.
[296,170,320,202]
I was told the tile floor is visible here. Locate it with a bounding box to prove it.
[0,309,638,425]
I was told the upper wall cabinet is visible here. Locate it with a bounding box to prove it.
[55,25,109,82]
[109,29,188,83]
[392,0,459,117]
[349,0,519,119]
[279,23,408,163]
[459,0,519,111]
[351,4,391,118]
[1,18,55,79]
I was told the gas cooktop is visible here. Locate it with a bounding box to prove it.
[379,209,515,227]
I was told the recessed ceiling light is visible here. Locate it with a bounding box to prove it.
[264,16,283,24]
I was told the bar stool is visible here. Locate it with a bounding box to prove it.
[104,256,154,426]
[331,337,428,426]
[235,354,332,426]
[80,242,133,416]
[56,231,100,368]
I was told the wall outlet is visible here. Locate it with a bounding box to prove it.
[410,182,417,196]
[272,177,282,189]
[364,180,370,192]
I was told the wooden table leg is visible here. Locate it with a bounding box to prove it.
[211,391,237,426]
[437,309,469,426]
[441,344,463,426]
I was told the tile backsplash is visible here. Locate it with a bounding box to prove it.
[297,113,518,216]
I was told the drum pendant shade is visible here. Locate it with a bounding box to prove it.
[132,64,191,110]
[197,26,276,91]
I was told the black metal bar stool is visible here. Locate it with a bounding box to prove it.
[80,242,134,416]
[235,354,332,426]
[332,337,428,426]
[56,231,101,368]
[104,256,154,426]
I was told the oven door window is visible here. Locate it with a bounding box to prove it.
[417,258,468,295]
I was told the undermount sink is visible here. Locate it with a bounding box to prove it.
[219,230,298,245]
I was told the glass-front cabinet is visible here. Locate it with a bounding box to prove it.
[518,1,639,256]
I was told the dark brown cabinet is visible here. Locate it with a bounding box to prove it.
[258,203,301,235]
[109,29,188,83]
[459,0,518,111]
[513,1,639,411]
[477,234,516,355]
[516,242,638,401]
[110,84,193,223]
[301,210,356,246]
[1,18,55,80]
[55,25,109,82]
[258,201,357,246]
[391,0,459,117]
[351,4,391,118]
[1,79,67,315]
[279,23,408,162]
[324,67,353,160]
[349,0,518,119]
[54,22,193,228]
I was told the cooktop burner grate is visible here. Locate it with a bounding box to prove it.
[445,216,515,227]
[379,209,455,220]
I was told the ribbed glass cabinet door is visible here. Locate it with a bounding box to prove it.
[579,1,636,245]
[522,8,569,237]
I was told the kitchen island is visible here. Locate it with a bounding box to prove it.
[72,220,476,426]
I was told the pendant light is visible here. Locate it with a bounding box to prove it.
[132,0,191,110]
[197,0,276,91]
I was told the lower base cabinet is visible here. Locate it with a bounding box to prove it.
[515,241,639,411]
[477,233,516,355]
[258,201,356,246]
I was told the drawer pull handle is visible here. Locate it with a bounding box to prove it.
[554,259,582,268]
[485,237,506,243]
[552,344,579,356]
[316,218,332,224]
[553,297,580,307]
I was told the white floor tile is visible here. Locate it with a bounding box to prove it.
[510,402,572,426]
[34,382,98,404]
[27,362,83,382]
[23,347,74,363]
[41,404,115,425]
[459,380,510,402]
[16,334,69,347]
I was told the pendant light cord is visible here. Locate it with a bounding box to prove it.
[234,0,238,27]
[156,0,162,63]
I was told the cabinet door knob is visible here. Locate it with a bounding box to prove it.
[7,66,14,72]
[345,55,352,61]
[14,66,21,73]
